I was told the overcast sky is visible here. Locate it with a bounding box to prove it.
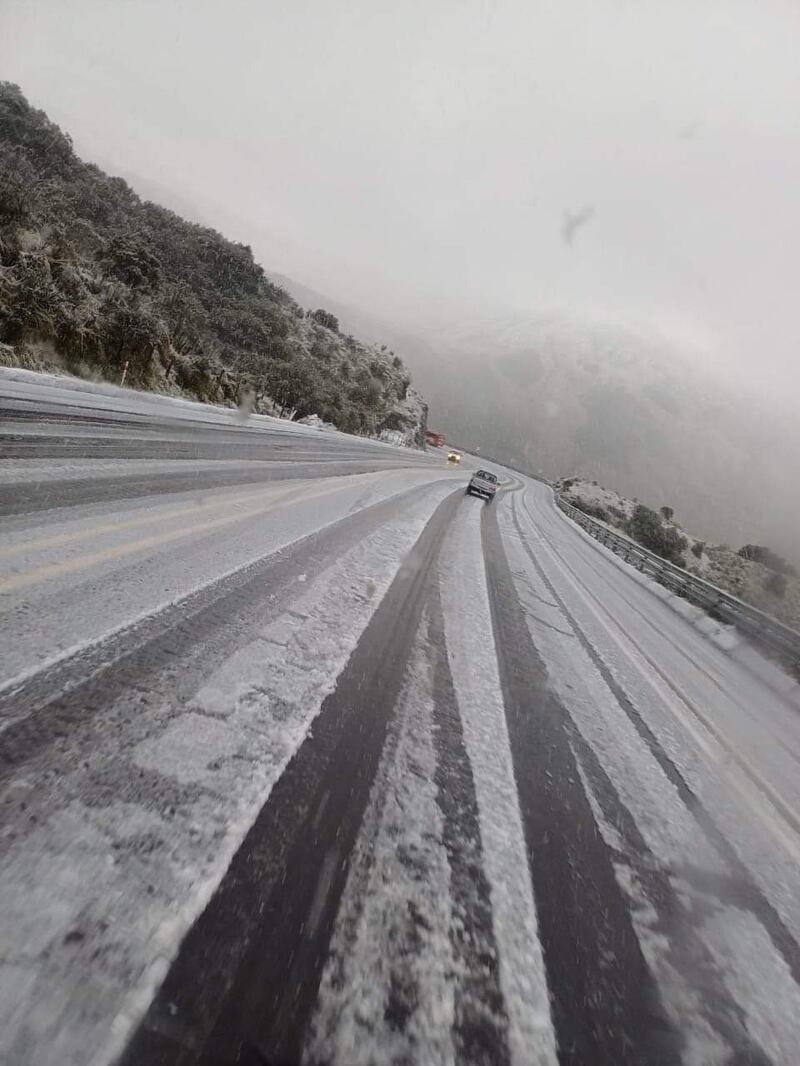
[3,0,799,398]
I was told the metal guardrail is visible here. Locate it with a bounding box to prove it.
[556,496,800,674]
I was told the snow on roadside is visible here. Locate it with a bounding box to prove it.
[0,489,455,1066]
[554,474,800,634]
[555,476,634,523]
[499,489,800,1062]
[306,622,457,1066]
[534,483,800,708]
[439,502,557,1066]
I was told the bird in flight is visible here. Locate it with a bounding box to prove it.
[562,204,595,247]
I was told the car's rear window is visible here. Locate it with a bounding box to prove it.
[475,470,497,482]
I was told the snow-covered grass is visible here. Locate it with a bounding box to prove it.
[554,476,634,524]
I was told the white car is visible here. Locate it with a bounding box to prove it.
[466,469,498,502]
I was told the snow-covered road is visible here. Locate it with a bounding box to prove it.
[1,372,799,1065]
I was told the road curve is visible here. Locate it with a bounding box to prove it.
[1,372,800,1066]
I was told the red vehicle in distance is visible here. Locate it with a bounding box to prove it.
[425,429,446,448]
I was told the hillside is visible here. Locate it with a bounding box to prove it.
[557,476,800,631]
[0,84,427,443]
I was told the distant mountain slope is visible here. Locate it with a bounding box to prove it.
[415,315,800,557]
[0,83,426,442]
[268,276,799,558]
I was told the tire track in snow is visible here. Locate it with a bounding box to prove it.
[305,619,459,1066]
[524,487,800,783]
[504,489,800,1061]
[568,720,772,1065]
[0,489,459,1066]
[500,497,766,1062]
[482,498,680,1066]
[439,499,557,1066]
[428,585,513,1066]
[119,490,462,1066]
[508,492,800,988]
[308,589,515,1066]
[0,480,446,766]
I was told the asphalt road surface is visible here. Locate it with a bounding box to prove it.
[2,370,800,1066]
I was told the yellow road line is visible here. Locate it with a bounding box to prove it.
[0,488,279,559]
[0,478,357,594]
[0,472,382,559]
